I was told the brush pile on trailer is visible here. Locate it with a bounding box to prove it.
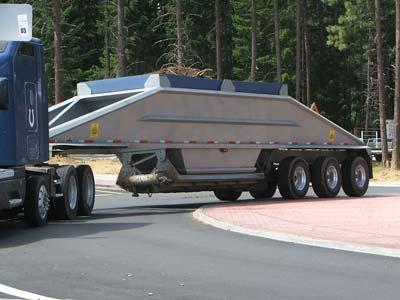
[49,73,372,200]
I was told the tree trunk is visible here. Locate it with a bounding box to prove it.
[53,0,62,104]
[365,49,371,135]
[296,0,302,100]
[365,4,373,137]
[375,0,389,167]
[221,0,233,78]
[251,0,257,81]
[215,0,222,79]
[104,0,110,78]
[273,0,282,83]
[303,0,311,106]
[117,0,126,77]
[176,0,185,67]
[392,0,400,170]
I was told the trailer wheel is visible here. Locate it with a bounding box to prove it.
[250,181,277,199]
[214,190,242,202]
[76,165,95,216]
[342,156,369,197]
[278,157,310,199]
[24,176,49,227]
[311,157,342,198]
[51,166,79,220]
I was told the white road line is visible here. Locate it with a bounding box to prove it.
[0,284,62,300]
[96,190,124,195]
[193,207,400,258]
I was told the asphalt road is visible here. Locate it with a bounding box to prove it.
[0,186,400,300]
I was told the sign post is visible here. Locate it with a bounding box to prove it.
[0,4,32,41]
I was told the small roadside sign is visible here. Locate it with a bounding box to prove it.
[0,4,32,42]
[386,120,394,140]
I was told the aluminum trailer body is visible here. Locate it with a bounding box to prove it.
[49,74,372,200]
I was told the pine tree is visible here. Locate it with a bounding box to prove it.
[53,0,62,103]
[392,0,400,170]
[118,0,126,77]
[274,0,282,83]
[375,0,389,167]
[176,0,185,66]
[215,0,222,79]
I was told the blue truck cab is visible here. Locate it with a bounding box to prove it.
[0,38,95,226]
[0,39,48,166]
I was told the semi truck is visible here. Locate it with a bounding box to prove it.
[1,4,372,227]
[0,4,95,226]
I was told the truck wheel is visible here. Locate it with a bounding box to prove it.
[250,181,277,199]
[24,176,49,227]
[311,157,342,198]
[51,166,78,220]
[214,190,242,202]
[76,165,95,216]
[278,157,310,199]
[342,156,369,197]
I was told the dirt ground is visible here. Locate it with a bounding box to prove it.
[371,163,400,182]
[48,157,400,182]
[48,156,121,175]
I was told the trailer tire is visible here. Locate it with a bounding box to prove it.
[214,190,242,202]
[76,165,95,216]
[342,156,369,197]
[51,166,79,220]
[24,176,49,227]
[311,157,342,198]
[278,157,310,199]
[250,181,277,199]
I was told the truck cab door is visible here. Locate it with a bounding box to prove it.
[13,42,40,163]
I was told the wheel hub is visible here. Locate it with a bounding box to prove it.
[326,165,339,190]
[293,166,307,191]
[68,176,78,210]
[86,173,94,207]
[38,185,49,219]
[355,164,367,188]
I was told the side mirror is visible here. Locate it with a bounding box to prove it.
[0,78,9,110]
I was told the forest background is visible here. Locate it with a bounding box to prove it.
[3,0,400,168]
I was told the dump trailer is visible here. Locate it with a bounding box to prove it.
[0,5,95,226]
[49,73,372,201]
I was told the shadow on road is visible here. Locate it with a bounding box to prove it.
[0,218,151,249]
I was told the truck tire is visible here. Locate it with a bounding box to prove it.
[51,166,79,220]
[342,156,369,197]
[214,190,242,202]
[311,157,342,198]
[250,181,277,199]
[24,176,49,227]
[76,165,95,216]
[278,157,310,199]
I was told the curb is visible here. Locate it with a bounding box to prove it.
[193,206,400,258]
